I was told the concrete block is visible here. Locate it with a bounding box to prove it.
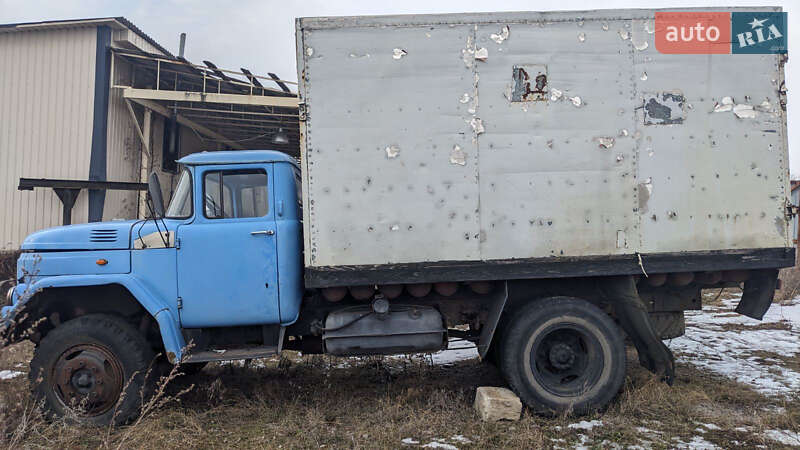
[474,386,522,422]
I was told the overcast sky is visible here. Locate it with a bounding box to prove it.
[1,0,798,174]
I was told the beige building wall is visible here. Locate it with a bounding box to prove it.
[104,55,142,221]
[0,27,97,250]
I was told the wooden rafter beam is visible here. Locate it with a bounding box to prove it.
[122,87,299,108]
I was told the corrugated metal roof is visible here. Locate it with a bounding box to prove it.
[0,16,173,58]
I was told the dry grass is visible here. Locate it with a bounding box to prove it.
[0,342,797,449]
[778,265,800,303]
[0,251,18,282]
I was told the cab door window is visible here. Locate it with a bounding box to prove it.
[203,169,268,219]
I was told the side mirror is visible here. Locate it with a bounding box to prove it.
[147,172,165,218]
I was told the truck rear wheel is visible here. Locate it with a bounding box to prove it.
[29,314,155,425]
[499,297,625,415]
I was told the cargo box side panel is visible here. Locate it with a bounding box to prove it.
[475,19,639,260]
[300,25,480,267]
[629,19,790,253]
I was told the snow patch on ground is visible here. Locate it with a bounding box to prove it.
[0,370,24,380]
[403,436,473,448]
[765,429,800,446]
[673,435,719,449]
[670,295,800,397]
[421,442,458,450]
[567,420,603,431]
[449,435,472,444]
[429,340,479,366]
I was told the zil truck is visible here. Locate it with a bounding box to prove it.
[1,7,794,424]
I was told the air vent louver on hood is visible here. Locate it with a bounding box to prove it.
[89,229,118,243]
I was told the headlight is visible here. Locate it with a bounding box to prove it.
[4,283,14,307]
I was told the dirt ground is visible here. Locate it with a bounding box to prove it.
[0,262,798,448]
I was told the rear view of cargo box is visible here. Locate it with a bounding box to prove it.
[295,8,793,287]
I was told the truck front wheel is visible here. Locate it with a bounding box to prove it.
[29,314,155,425]
[499,297,626,415]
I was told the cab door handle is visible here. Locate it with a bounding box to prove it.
[251,230,274,236]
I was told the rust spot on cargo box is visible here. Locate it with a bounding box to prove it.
[638,177,652,212]
[644,91,685,125]
[511,65,547,102]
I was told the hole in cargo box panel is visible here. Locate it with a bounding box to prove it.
[510,65,547,102]
[643,91,686,125]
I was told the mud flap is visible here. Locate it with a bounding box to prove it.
[599,276,675,384]
[735,269,779,320]
[477,281,508,359]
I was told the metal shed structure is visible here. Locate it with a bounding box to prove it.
[0,17,299,250]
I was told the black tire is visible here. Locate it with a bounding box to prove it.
[499,297,626,415]
[29,314,155,425]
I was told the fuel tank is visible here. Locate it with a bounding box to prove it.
[323,304,446,356]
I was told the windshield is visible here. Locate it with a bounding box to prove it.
[165,169,193,218]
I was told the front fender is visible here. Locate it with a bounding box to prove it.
[3,274,187,362]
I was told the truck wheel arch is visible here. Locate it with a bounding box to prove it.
[8,275,186,363]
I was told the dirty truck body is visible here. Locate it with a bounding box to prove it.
[2,7,794,424]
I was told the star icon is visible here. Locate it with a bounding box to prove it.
[748,17,768,29]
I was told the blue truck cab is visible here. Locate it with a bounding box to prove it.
[2,151,309,423]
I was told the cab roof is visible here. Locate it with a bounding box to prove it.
[177,150,297,166]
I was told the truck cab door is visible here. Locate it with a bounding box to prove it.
[176,164,280,327]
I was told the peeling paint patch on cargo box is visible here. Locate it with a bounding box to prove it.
[392,48,407,59]
[594,137,615,149]
[385,145,400,158]
[450,145,466,166]
[474,47,488,61]
[469,117,484,135]
[490,25,510,44]
[631,19,651,51]
[757,99,773,112]
[775,217,786,235]
[616,230,627,248]
[644,91,685,125]
[638,177,653,212]
[733,104,756,119]
[713,96,734,112]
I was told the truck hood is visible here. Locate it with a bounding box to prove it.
[20,221,138,251]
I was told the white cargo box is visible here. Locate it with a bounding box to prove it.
[295,8,793,287]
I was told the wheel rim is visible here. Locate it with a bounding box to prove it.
[51,344,125,416]
[529,324,604,397]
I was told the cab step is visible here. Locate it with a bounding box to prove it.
[182,345,279,363]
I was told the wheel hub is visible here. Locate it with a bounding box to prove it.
[71,369,96,393]
[51,344,124,416]
[548,342,576,370]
